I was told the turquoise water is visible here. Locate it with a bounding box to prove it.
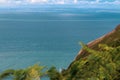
[0,10,120,79]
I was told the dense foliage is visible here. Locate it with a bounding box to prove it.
[62,43,120,80]
[47,66,63,80]
[0,64,45,80]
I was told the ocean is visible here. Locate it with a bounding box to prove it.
[0,8,120,79]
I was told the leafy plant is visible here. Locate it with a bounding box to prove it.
[0,64,45,80]
[63,43,120,80]
[47,66,63,80]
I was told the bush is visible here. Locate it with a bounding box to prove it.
[0,64,45,80]
[63,43,120,80]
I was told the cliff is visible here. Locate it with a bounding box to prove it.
[61,25,120,80]
[75,24,120,60]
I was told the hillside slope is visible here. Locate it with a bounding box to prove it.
[75,24,120,60]
[60,25,120,80]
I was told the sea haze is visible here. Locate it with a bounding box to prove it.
[0,8,120,75]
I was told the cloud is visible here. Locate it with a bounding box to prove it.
[0,0,27,5]
[0,0,8,4]
[103,0,120,4]
[0,0,118,4]
[29,0,48,3]
[0,0,120,8]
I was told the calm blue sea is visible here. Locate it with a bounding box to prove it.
[0,8,120,79]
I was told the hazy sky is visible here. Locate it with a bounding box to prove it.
[0,0,120,9]
[0,0,120,4]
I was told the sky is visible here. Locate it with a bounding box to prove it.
[0,0,120,10]
[0,0,120,5]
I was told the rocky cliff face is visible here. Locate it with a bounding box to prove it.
[75,24,120,60]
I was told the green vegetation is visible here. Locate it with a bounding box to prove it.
[0,64,45,80]
[76,25,120,60]
[47,66,63,80]
[62,43,120,80]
